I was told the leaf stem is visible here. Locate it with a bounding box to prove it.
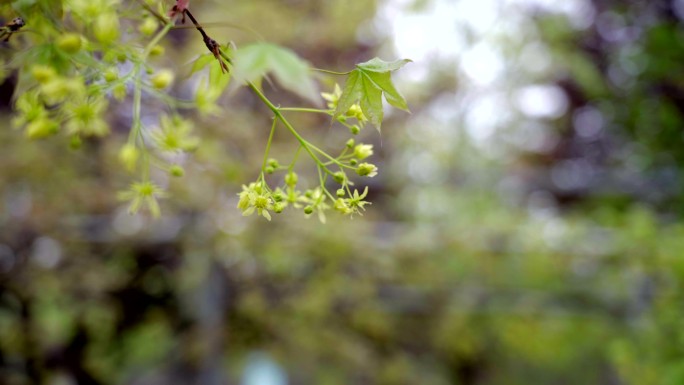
[261,117,277,173]
[247,81,323,167]
[311,68,351,76]
[278,107,332,115]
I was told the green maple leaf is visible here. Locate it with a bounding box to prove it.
[334,58,411,130]
[232,43,319,105]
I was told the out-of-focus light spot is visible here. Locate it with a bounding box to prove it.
[596,11,628,42]
[675,0,684,21]
[241,352,287,385]
[31,237,62,269]
[465,93,509,142]
[112,208,144,236]
[5,189,32,219]
[573,106,604,139]
[408,152,443,184]
[454,0,500,34]
[515,85,568,119]
[518,42,552,74]
[507,0,595,30]
[542,217,567,249]
[216,199,247,235]
[0,244,15,273]
[380,0,465,63]
[557,0,596,30]
[527,190,558,218]
[510,121,559,152]
[618,46,647,76]
[460,44,504,86]
[551,159,595,190]
[427,92,459,123]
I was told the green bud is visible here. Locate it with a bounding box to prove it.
[139,17,158,36]
[350,125,361,135]
[273,202,285,213]
[333,171,345,184]
[118,144,139,172]
[273,191,284,202]
[356,162,378,177]
[117,53,128,63]
[346,139,355,148]
[149,44,165,57]
[104,68,118,82]
[169,165,185,177]
[336,188,346,198]
[353,144,374,160]
[113,84,127,101]
[56,33,83,54]
[94,13,120,44]
[31,65,56,84]
[265,166,275,174]
[350,159,358,166]
[69,135,82,150]
[285,171,298,187]
[304,206,314,215]
[151,69,174,89]
[25,118,58,140]
[267,158,279,168]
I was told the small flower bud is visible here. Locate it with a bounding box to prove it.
[356,162,378,177]
[113,84,127,100]
[149,44,165,57]
[31,65,56,84]
[273,202,285,213]
[285,171,298,187]
[267,158,279,168]
[333,171,346,184]
[273,191,284,202]
[169,165,185,177]
[350,125,361,135]
[118,144,139,172]
[350,159,358,166]
[353,144,373,160]
[94,13,120,44]
[304,205,314,215]
[69,135,82,150]
[346,139,355,149]
[103,68,118,82]
[56,33,83,54]
[336,188,346,198]
[265,166,275,174]
[334,198,352,214]
[25,118,58,140]
[139,17,158,36]
[151,69,174,89]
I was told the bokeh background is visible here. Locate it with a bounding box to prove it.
[2,0,684,384]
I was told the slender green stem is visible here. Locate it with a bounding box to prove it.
[289,146,303,172]
[311,68,351,75]
[247,81,322,166]
[278,107,332,115]
[261,117,277,173]
[129,21,175,178]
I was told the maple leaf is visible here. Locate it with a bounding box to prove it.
[334,58,411,130]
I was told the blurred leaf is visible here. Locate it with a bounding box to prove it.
[233,43,319,104]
